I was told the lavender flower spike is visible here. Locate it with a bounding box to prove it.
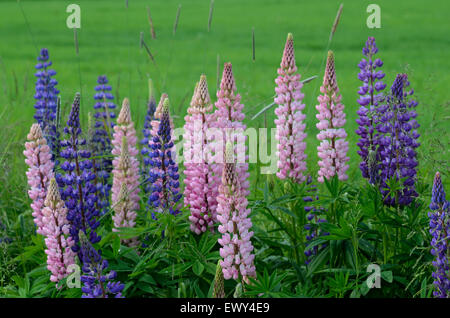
[56,93,101,255]
[79,231,125,298]
[34,48,60,160]
[428,172,450,298]
[377,74,420,206]
[355,37,386,184]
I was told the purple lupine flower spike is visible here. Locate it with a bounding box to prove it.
[79,231,125,298]
[141,78,157,194]
[428,172,450,297]
[377,74,420,206]
[56,93,101,256]
[355,37,387,184]
[91,75,116,214]
[148,97,182,218]
[34,48,60,161]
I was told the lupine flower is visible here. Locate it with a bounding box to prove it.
[377,74,420,206]
[91,75,116,214]
[303,176,328,264]
[42,178,76,283]
[355,37,387,184]
[213,63,250,198]
[34,48,60,160]
[140,78,157,193]
[428,172,450,298]
[79,231,125,298]
[316,51,349,182]
[24,123,55,235]
[217,141,256,283]
[213,260,225,298]
[56,93,101,254]
[184,75,218,234]
[148,97,182,218]
[111,98,140,217]
[274,33,307,183]
[111,137,139,247]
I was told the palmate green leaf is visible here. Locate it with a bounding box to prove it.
[158,262,193,276]
[381,271,393,283]
[307,245,330,277]
[192,260,205,276]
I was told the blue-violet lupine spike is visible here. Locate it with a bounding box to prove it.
[34,48,60,162]
[56,93,101,256]
[303,175,329,265]
[140,78,157,194]
[147,97,182,219]
[428,172,450,298]
[91,75,116,214]
[79,231,125,298]
[377,74,420,206]
[355,37,387,185]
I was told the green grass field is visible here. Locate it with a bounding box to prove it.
[0,0,449,299]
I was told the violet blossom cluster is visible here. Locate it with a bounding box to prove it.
[56,93,101,254]
[355,37,387,184]
[428,172,450,298]
[217,141,256,283]
[315,51,349,183]
[147,97,182,218]
[24,123,55,235]
[91,75,116,214]
[377,73,420,206]
[303,176,328,265]
[42,178,76,283]
[184,75,218,234]
[274,33,307,183]
[111,98,140,230]
[34,48,60,160]
[140,79,157,193]
[79,231,124,298]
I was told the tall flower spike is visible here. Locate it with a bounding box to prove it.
[42,178,76,283]
[213,63,250,199]
[111,137,140,247]
[217,141,256,282]
[111,98,140,219]
[34,48,60,161]
[148,97,181,218]
[213,260,225,298]
[79,231,125,298]
[91,75,116,214]
[316,51,349,182]
[274,33,307,183]
[377,74,420,206]
[24,123,55,235]
[56,93,101,255]
[428,172,450,298]
[184,75,218,234]
[141,78,157,193]
[355,37,387,184]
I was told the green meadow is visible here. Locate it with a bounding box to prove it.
[0,0,449,298]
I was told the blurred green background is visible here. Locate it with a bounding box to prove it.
[0,0,449,199]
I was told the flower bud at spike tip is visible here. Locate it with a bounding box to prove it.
[118,98,131,125]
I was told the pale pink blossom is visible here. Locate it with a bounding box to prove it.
[315,51,349,182]
[184,75,218,234]
[23,123,55,235]
[217,141,256,282]
[111,98,140,245]
[42,178,76,283]
[274,33,307,183]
